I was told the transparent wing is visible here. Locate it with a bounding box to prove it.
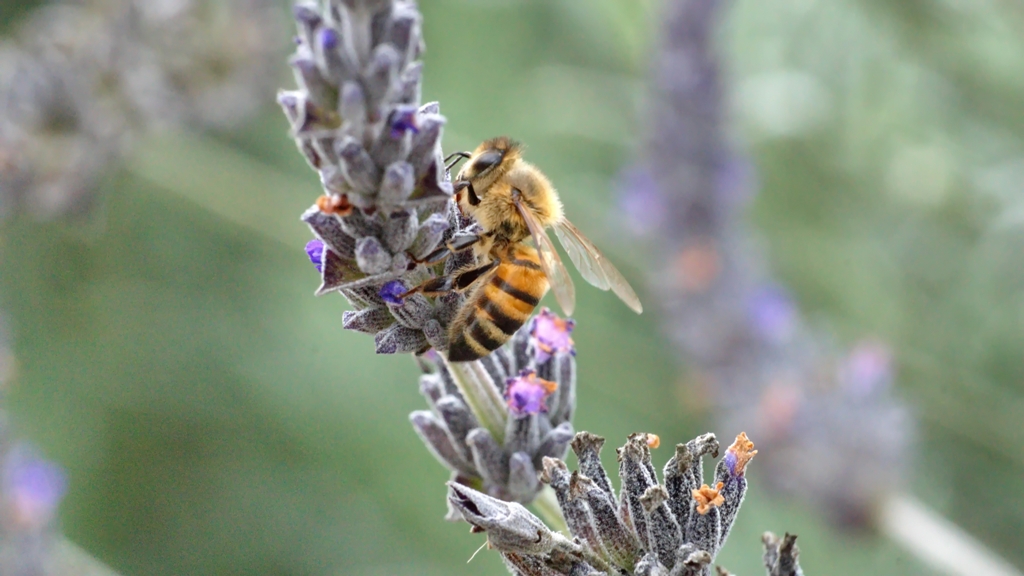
[512,195,576,316]
[553,221,609,290]
[553,220,643,314]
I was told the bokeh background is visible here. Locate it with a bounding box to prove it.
[2,0,1023,575]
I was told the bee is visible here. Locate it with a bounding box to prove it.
[403,136,642,362]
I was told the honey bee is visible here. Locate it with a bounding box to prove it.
[403,136,642,362]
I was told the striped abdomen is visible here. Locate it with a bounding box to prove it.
[447,246,548,362]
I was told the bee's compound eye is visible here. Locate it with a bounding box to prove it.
[472,150,503,174]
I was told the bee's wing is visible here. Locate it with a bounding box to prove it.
[553,220,643,314]
[512,194,576,316]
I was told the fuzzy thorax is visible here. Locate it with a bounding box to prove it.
[455,137,565,248]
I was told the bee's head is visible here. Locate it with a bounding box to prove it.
[453,136,523,190]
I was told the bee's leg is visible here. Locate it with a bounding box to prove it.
[400,260,497,298]
[465,182,481,206]
[412,230,482,265]
[451,179,480,206]
[452,259,499,291]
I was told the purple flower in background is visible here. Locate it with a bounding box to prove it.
[747,284,797,344]
[3,443,67,530]
[617,167,667,235]
[505,369,557,416]
[379,281,407,306]
[840,341,893,398]
[1,0,287,221]
[529,308,575,363]
[305,239,324,273]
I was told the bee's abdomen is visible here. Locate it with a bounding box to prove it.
[447,257,548,362]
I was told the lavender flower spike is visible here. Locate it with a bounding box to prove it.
[287,0,470,355]
[411,315,577,508]
[457,430,777,576]
[286,12,579,521]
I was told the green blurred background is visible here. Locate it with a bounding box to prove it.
[2,0,1024,574]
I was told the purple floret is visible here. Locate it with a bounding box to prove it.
[505,369,558,416]
[389,105,419,139]
[530,308,575,364]
[305,239,325,273]
[379,280,407,305]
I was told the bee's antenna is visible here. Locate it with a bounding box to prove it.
[445,151,472,171]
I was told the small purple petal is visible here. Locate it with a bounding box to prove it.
[724,450,738,476]
[305,239,325,273]
[379,280,407,305]
[389,106,419,139]
[505,369,558,416]
[319,28,339,51]
[722,432,757,479]
[529,308,575,364]
[3,444,67,529]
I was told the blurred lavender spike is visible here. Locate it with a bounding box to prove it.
[453,430,776,576]
[0,316,122,575]
[411,311,577,508]
[2,444,67,535]
[0,0,287,220]
[288,0,472,353]
[621,0,912,527]
[0,442,66,575]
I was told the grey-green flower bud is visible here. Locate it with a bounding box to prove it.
[447,482,580,557]
[762,532,804,576]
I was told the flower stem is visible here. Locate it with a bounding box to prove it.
[442,356,509,445]
[51,538,124,576]
[880,493,1024,576]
